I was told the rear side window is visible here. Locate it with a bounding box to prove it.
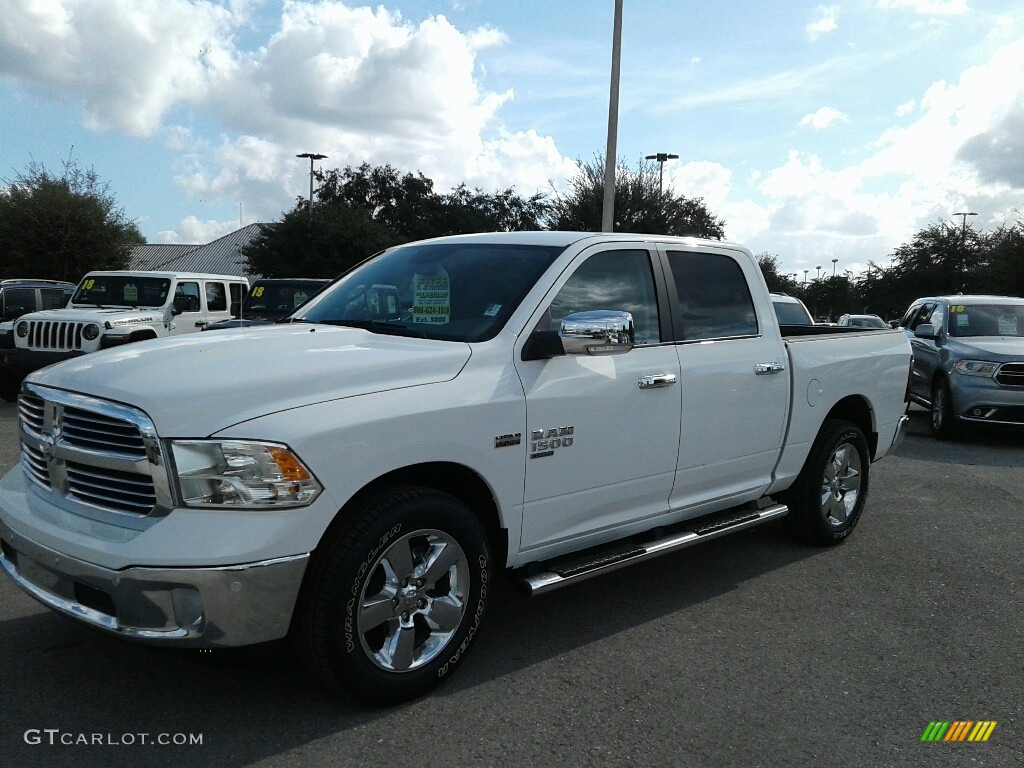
[41,288,70,309]
[667,251,758,340]
[205,282,227,312]
[2,288,36,316]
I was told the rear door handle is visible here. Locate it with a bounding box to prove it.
[754,362,786,375]
[638,373,678,389]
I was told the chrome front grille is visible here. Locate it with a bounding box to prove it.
[26,320,85,351]
[65,462,158,514]
[18,384,172,519]
[995,362,1024,387]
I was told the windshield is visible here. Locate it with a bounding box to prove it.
[848,315,887,328]
[293,242,565,342]
[772,299,813,325]
[73,275,171,308]
[948,303,1024,338]
[242,280,330,320]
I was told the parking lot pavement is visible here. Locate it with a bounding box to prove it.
[0,400,1020,768]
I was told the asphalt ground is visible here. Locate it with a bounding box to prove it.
[0,401,1020,768]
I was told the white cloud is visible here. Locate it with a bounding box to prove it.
[807,6,839,41]
[799,107,850,129]
[876,0,969,15]
[159,215,240,244]
[0,0,241,136]
[894,99,916,117]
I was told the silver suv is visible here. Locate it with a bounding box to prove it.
[900,295,1024,439]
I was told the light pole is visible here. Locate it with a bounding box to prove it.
[832,258,838,277]
[644,152,679,195]
[816,265,822,280]
[803,269,809,283]
[296,152,328,219]
[601,0,624,232]
[952,211,977,239]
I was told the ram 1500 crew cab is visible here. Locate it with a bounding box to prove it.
[0,232,911,704]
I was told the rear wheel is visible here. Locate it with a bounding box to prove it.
[296,487,490,705]
[782,419,869,546]
[930,378,960,440]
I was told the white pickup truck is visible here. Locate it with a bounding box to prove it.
[0,232,911,705]
[0,270,249,400]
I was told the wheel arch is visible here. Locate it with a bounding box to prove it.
[321,461,507,564]
[824,395,877,458]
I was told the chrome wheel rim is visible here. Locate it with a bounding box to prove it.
[819,442,862,527]
[357,528,469,672]
[932,386,947,431]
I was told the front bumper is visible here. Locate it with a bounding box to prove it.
[950,374,1024,428]
[0,517,308,646]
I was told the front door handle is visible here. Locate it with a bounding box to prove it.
[638,373,678,389]
[754,362,786,375]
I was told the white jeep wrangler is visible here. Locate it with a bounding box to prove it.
[1,271,248,399]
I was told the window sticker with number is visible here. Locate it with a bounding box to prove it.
[412,269,450,325]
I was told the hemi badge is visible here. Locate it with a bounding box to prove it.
[494,433,521,449]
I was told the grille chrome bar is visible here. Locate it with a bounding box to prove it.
[18,383,173,521]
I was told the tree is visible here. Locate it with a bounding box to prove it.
[756,253,801,294]
[244,163,548,277]
[544,155,726,239]
[0,157,144,282]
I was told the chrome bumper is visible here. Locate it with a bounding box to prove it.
[889,414,910,453]
[0,518,309,646]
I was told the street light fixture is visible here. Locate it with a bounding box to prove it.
[296,152,328,219]
[952,211,978,239]
[816,265,822,280]
[832,258,838,277]
[644,152,679,195]
[803,269,809,283]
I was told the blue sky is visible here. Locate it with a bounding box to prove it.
[2,0,1022,278]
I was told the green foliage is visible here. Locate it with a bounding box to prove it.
[756,252,801,294]
[0,158,144,282]
[544,155,726,239]
[243,163,547,277]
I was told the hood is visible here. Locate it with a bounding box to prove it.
[950,337,1024,358]
[28,324,471,436]
[27,307,167,325]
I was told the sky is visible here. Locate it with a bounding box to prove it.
[2,0,1023,279]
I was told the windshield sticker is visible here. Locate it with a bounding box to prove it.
[413,271,450,324]
[998,315,1018,335]
[484,303,501,317]
[950,305,966,313]
[293,291,308,307]
[956,313,969,327]
[123,284,138,303]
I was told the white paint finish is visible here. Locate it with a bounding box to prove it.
[28,325,472,436]
[671,335,789,512]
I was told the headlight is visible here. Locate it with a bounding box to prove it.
[170,440,322,508]
[953,360,999,377]
[16,321,28,338]
[82,323,100,341]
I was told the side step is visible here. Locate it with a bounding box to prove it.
[519,503,788,596]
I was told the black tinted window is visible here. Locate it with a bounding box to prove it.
[548,250,661,344]
[41,288,71,309]
[2,288,36,316]
[667,251,758,340]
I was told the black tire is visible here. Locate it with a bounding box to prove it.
[930,378,960,441]
[781,419,870,546]
[296,487,490,705]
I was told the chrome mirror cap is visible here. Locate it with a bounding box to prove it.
[559,310,635,356]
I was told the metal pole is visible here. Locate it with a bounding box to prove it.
[308,157,314,219]
[601,0,623,232]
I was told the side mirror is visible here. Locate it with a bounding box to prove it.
[559,310,635,356]
[914,323,939,340]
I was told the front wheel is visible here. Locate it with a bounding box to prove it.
[781,419,870,546]
[296,487,490,705]
[930,378,960,440]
